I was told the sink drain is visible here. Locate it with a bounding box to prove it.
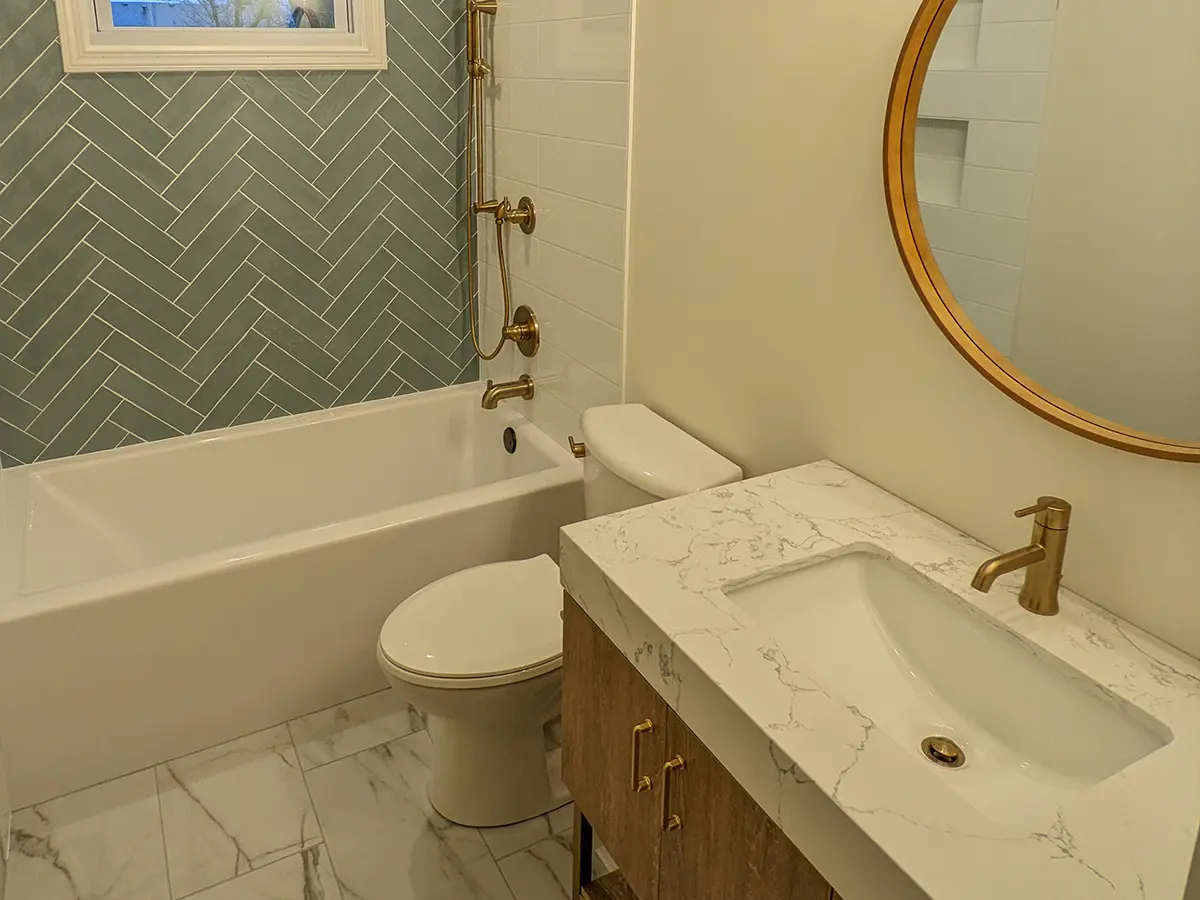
[921,736,965,769]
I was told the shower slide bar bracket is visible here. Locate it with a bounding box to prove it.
[465,0,540,363]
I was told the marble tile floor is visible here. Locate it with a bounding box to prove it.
[8,689,612,900]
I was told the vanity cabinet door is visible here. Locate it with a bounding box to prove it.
[659,714,832,900]
[563,596,669,900]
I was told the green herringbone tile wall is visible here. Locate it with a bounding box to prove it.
[0,0,476,466]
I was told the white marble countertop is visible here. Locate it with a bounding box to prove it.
[559,461,1200,900]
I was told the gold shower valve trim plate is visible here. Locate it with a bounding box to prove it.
[511,196,537,235]
[476,196,537,235]
[503,305,540,358]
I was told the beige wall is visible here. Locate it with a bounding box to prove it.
[624,0,1200,658]
[1014,0,1200,442]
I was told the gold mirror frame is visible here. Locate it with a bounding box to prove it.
[884,0,1200,463]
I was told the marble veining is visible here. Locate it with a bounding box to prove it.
[7,769,169,900]
[288,690,425,771]
[495,831,613,900]
[7,688,586,900]
[186,845,342,900]
[560,460,1200,900]
[480,803,575,861]
[304,731,513,900]
[156,725,322,898]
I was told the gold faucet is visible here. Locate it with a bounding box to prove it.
[970,497,1072,616]
[481,375,535,409]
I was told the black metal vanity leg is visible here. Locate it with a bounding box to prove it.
[572,808,594,898]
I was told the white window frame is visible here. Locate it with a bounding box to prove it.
[55,0,388,73]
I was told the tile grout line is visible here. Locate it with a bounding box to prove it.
[0,110,80,214]
[316,135,394,225]
[9,688,406,817]
[152,762,176,900]
[73,137,185,213]
[160,114,252,198]
[377,128,458,194]
[7,254,104,359]
[0,139,92,267]
[0,41,59,128]
[165,151,252,236]
[60,82,174,165]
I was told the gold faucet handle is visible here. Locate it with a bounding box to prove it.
[1015,496,1072,530]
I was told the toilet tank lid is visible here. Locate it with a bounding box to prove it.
[581,404,743,500]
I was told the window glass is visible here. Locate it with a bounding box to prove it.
[105,0,336,28]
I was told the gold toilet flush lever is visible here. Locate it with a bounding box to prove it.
[971,496,1072,617]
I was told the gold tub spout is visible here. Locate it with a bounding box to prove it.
[481,375,535,409]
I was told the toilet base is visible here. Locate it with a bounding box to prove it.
[427,711,570,827]
[378,660,569,829]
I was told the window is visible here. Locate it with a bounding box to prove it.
[56,0,385,72]
[107,0,337,30]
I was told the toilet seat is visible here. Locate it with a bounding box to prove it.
[378,555,563,690]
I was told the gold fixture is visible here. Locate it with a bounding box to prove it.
[464,0,540,362]
[884,0,1200,462]
[504,305,540,358]
[480,374,535,409]
[630,720,654,793]
[921,735,965,769]
[660,755,685,832]
[568,436,587,459]
[477,196,537,235]
[971,496,1072,617]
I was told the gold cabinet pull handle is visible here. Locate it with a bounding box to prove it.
[630,720,654,792]
[661,755,685,831]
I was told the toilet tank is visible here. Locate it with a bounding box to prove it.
[579,405,743,519]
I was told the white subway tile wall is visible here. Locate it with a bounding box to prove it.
[980,0,1059,23]
[479,1,631,447]
[912,0,1057,356]
[919,72,1048,122]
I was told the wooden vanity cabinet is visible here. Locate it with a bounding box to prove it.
[563,595,833,900]
[562,595,669,899]
[659,715,833,900]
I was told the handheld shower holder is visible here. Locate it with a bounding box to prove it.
[464,0,541,361]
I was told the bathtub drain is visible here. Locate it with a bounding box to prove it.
[503,427,517,454]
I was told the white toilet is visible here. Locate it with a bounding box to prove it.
[376,404,743,827]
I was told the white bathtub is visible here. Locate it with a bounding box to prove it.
[0,385,583,807]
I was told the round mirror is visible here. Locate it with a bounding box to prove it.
[886,0,1200,461]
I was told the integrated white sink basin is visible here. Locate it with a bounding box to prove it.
[724,548,1171,822]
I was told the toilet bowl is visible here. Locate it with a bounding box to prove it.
[378,404,743,827]
[377,554,567,827]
